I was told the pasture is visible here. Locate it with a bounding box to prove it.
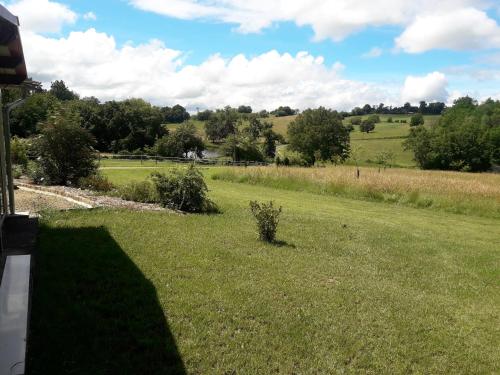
[28,160,500,374]
[167,114,441,168]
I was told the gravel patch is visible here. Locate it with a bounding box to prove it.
[15,189,81,213]
[15,180,167,212]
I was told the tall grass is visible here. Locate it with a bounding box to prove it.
[212,166,500,218]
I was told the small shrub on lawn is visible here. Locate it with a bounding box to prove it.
[249,200,282,243]
[78,173,114,192]
[151,164,217,213]
[118,180,158,203]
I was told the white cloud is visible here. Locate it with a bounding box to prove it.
[83,12,97,21]
[5,0,77,33]
[21,28,396,111]
[129,0,500,51]
[395,8,500,53]
[362,47,382,58]
[401,72,449,104]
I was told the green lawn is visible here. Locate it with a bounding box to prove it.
[28,164,500,374]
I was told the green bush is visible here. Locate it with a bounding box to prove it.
[151,165,217,213]
[118,180,158,203]
[11,136,30,170]
[410,114,425,127]
[27,161,45,184]
[34,109,97,185]
[249,200,282,243]
[12,164,23,179]
[78,173,114,192]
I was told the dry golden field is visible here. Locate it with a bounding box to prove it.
[212,165,500,217]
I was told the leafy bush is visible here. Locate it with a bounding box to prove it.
[360,118,376,133]
[33,109,97,185]
[249,201,282,243]
[12,165,23,179]
[118,180,158,203]
[11,136,30,170]
[349,116,362,125]
[27,161,45,184]
[410,114,425,126]
[151,165,217,213]
[78,173,114,192]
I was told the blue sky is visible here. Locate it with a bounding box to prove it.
[4,0,500,110]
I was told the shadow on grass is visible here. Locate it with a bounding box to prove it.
[272,240,296,249]
[27,225,185,375]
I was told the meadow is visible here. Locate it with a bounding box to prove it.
[28,160,500,373]
[167,114,441,168]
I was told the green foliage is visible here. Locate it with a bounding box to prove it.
[205,107,239,142]
[410,113,425,127]
[360,119,376,133]
[49,80,79,101]
[237,105,252,114]
[162,104,190,123]
[12,165,23,179]
[153,122,205,158]
[10,136,30,169]
[10,92,58,137]
[33,108,97,185]
[387,117,393,123]
[78,173,115,192]
[196,109,213,121]
[405,97,499,171]
[288,107,350,165]
[271,106,296,117]
[118,180,158,203]
[276,148,309,166]
[349,116,362,125]
[222,135,264,162]
[249,200,282,242]
[151,165,217,212]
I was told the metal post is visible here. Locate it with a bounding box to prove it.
[0,90,9,217]
[4,107,14,214]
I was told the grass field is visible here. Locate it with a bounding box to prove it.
[165,114,440,168]
[28,160,500,374]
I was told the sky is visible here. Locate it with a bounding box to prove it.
[2,0,500,111]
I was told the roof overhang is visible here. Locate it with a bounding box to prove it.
[0,4,27,87]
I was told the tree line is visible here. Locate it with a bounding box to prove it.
[8,80,499,172]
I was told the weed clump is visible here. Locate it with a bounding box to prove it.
[249,200,282,243]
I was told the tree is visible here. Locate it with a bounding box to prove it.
[404,97,498,172]
[261,129,284,158]
[10,92,58,137]
[287,107,350,165]
[49,80,79,101]
[222,135,264,162]
[205,107,239,142]
[349,116,362,125]
[360,118,376,133]
[154,122,205,158]
[162,104,190,123]
[237,105,252,114]
[196,109,213,121]
[34,108,97,185]
[271,106,296,117]
[410,113,425,127]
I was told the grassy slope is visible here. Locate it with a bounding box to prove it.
[166,115,440,167]
[29,163,500,374]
